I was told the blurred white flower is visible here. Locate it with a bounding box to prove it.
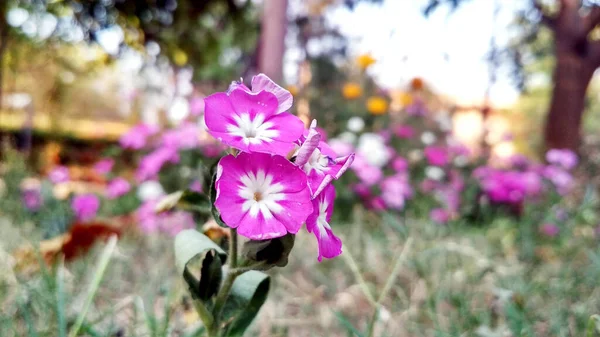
[357,133,390,167]
[420,131,436,145]
[453,155,468,167]
[347,117,365,133]
[425,166,445,181]
[338,131,357,144]
[137,181,165,201]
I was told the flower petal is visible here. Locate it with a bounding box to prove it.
[306,184,342,261]
[251,73,293,113]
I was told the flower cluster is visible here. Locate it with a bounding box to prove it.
[205,74,354,261]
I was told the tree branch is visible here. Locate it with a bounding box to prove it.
[584,6,600,34]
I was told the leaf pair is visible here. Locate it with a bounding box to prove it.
[175,229,270,336]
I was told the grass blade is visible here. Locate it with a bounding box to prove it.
[68,235,118,337]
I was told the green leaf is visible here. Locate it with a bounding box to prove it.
[209,172,228,228]
[333,311,365,337]
[221,271,271,337]
[175,229,227,300]
[156,190,211,214]
[242,234,295,269]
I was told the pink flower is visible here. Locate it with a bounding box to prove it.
[94,158,114,175]
[190,180,203,193]
[328,139,354,157]
[189,96,205,116]
[106,178,131,199]
[228,73,293,113]
[120,123,159,150]
[204,89,304,156]
[161,122,200,150]
[424,146,449,166]
[72,194,100,222]
[394,125,415,139]
[136,200,194,236]
[214,152,313,240]
[295,121,355,197]
[136,146,180,182]
[381,174,412,210]
[543,165,574,195]
[546,149,578,170]
[430,208,450,224]
[392,157,408,172]
[539,223,559,237]
[306,184,342,261]
[22,188,42,211]
[49,166,69,184]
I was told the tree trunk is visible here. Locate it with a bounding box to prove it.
[544,47,594,151]
[258,0,288,82]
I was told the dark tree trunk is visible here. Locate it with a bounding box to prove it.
[544,45,595,151]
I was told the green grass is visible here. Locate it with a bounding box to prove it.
[1,201,600,336]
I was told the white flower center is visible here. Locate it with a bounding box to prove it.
[304,149,330,174]
[316,200,331,237]
[227,113,279,145]
[239,169,285,219]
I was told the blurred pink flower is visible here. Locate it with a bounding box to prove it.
[394,125,415,139]
[189,96,205,116]
[539,223,559,237]
[72,194,100,222]
[424,146,449,166]
[546,149,578,170]
[136,200,194,236]
[136,146,180,182]
[381,174,412,210]
[93,158,114,175]
[430,208,450,224]
[106,178,131,199]
[120,123,159,150]
[49,166,70,184]
[190,180,203,193]
[392,157,409,172]
[22,187,42,211]
[161,122,200,150]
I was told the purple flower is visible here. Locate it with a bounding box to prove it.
[543,165,574,195]
[204,89,305,156]
[48,166,69,184]
[424,146,449,166]
[539,223,560,237]
[106,178,131,199]
[190,180,203,193]
[72,194,100,222]
[94,158,114,175]
[214,152,313,240]
[306,184,342,261]
[120,123,159,150]
[546,149,578,170]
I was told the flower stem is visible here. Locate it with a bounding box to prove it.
[192,299,213,331]
[208,228,240,336]
[229,228,238,268]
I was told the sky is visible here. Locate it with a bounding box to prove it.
[324,0,525,107]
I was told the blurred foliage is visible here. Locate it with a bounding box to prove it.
[5,0,260,82]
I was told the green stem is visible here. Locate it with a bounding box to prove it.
[229,228,238,268]
[208,229,240,336]
[366,306,379,337]
[192,299,213,331]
